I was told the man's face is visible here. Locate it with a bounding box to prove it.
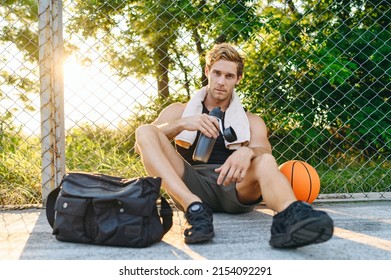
[205,59,242,102]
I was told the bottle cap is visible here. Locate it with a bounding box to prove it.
[223,127,237,142]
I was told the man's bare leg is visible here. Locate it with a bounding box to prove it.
[235,153,297,212]
[135,124,200,209]
[235,153,333,248]
[136,124,215,244]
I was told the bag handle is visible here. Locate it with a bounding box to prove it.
[46,187,60,228]
[159,196,173,234]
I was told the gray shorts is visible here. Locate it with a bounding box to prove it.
[175,163,261,213]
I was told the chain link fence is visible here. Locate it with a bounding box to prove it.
[0,0,390,207]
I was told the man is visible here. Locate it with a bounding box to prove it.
[135,43,334,248]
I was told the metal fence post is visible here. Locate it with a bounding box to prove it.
[38,0,66,205]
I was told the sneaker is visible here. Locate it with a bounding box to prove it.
[183,202,214,244]
[269,201,334,248]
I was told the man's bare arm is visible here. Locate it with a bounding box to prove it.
[153,103,220,140]
[153,103,187,140]
[215,112,272,185]
[243,112,272,156]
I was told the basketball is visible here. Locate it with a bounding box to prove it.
[279,160,320,204]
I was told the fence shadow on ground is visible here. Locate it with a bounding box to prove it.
[0,201,387,260]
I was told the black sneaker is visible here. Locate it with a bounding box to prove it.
[269,201,334,248]
[183,202,214,244]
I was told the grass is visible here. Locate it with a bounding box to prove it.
[0,136,41,206]
[0,125,389,206]
[319,161,390,194]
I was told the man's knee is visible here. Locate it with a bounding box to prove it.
[135,124,158,144]
[251,153,279,171]
[237,154,277,192]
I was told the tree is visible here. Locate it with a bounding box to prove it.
[66,0,261,99]
[240,0,390,160]
[0,0,39,128]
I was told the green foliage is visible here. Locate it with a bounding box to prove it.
[0,128,41,205]
[319,160,391,194]
[1,120,388,206]
[0,0,38,62]
[240,0,390,162]
[67,0,261,97]
[65,123,146,178]
[1,0,389,205]
[0,0,39,125]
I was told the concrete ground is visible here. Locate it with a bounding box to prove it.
[1,199,391,260]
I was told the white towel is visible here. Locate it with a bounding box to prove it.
[174,87,250,150]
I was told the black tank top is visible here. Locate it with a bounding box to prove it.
[176,103,234,165]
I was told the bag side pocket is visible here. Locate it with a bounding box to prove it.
[53,196,92,243]
[93,199,146,247]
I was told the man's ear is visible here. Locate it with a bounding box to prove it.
[236,75,243,85]
[204,66,210,77]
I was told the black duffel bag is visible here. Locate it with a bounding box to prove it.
[46,172,173,248]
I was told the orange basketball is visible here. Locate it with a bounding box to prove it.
[279,160,320,204]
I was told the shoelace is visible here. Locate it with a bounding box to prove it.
[185,207,213,232]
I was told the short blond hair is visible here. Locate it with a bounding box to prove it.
[205,43,245,77]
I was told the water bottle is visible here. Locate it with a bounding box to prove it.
[192,107,223,163]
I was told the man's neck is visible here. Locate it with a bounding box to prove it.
[203,87,231,112]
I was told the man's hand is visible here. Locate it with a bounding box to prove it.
[215,146,254,186]
[179,113,220,138]
[151,103,220,140]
